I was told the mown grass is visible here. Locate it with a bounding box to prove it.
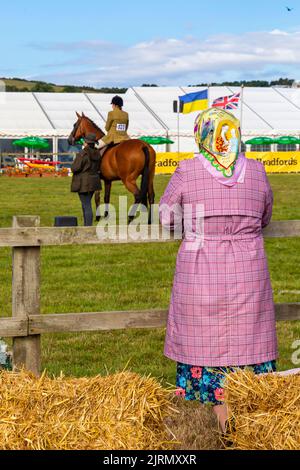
[0,174,299,384]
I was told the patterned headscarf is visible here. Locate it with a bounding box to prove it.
[194,108,247,186]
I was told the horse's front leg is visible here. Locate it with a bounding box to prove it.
[104,180,112,218]
[95,190,101,222]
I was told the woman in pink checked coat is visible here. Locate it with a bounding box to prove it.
[159,108,278,433]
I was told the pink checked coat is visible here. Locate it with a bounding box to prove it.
[159,156,278,367]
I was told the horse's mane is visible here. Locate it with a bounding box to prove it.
[84,115,103,133]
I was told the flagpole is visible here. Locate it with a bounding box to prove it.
[240,85,244,139]
[177,99,180,153]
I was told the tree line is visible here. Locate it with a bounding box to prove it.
[189,78,294,87]
[1,77,295,93]
[2,78,127,94]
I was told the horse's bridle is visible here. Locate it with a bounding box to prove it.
[70,118,82,146]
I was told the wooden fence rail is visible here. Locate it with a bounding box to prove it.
[0,216,299,376]
[1,220,300,248]
[0,305,299,339]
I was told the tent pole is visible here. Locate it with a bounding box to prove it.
[240,85,244,139]
[53,137,58,163]
[177,99,180,153]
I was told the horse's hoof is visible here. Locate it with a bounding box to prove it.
[104,212,109,219]
[96,216,101,222]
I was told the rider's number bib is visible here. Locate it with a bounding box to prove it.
[116,124,126,132]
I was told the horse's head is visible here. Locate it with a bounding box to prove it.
[68,112,105,146]
[68,112,84,146]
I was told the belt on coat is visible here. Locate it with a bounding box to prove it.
[184,232,262,241]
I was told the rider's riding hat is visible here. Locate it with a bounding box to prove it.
[111,95,124,108]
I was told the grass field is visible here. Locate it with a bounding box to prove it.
[0,174,299,384]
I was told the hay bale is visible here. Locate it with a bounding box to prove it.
[0,369,178,450]
[224,369,300,450]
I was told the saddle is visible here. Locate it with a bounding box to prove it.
[99,142,119,158]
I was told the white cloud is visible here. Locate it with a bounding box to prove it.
[269,29,290,36]
[30,29,300,86]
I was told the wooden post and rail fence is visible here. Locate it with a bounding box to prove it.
[0,216,299,376]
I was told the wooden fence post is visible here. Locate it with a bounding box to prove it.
[12,216,41,376]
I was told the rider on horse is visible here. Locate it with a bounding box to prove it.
[68,100,156,224]
[98,96,130,151]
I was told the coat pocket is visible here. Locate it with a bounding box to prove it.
[71,175,81,192]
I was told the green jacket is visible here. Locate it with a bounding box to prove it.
[71,147,101,193]
[102,108,130,144]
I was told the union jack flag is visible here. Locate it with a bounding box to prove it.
[212,92,240,110]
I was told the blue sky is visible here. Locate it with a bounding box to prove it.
[0,0,299,86]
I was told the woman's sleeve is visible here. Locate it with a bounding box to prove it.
[71,153,84,174]
[159,163,184,230]
[262,172,273,228]
[105,112,113,132]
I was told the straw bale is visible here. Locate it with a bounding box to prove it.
[224,369,300,450]
[0,369,178,450]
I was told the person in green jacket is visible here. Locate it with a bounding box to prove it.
[98,96,130,149]
[71,133,101,226]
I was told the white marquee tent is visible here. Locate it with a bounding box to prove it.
[0,86,300,155]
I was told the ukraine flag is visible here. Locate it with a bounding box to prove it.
[179,89,208,114]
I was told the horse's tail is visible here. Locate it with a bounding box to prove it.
[140,146,150,207]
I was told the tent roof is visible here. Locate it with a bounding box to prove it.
[0,87,300,138]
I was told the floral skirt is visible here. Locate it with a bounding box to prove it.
[176,360,276,406]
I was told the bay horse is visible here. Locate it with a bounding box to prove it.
[68,113,156,224]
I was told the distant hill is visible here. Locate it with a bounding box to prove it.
[1,78,128,94]
[1,77,295,92]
